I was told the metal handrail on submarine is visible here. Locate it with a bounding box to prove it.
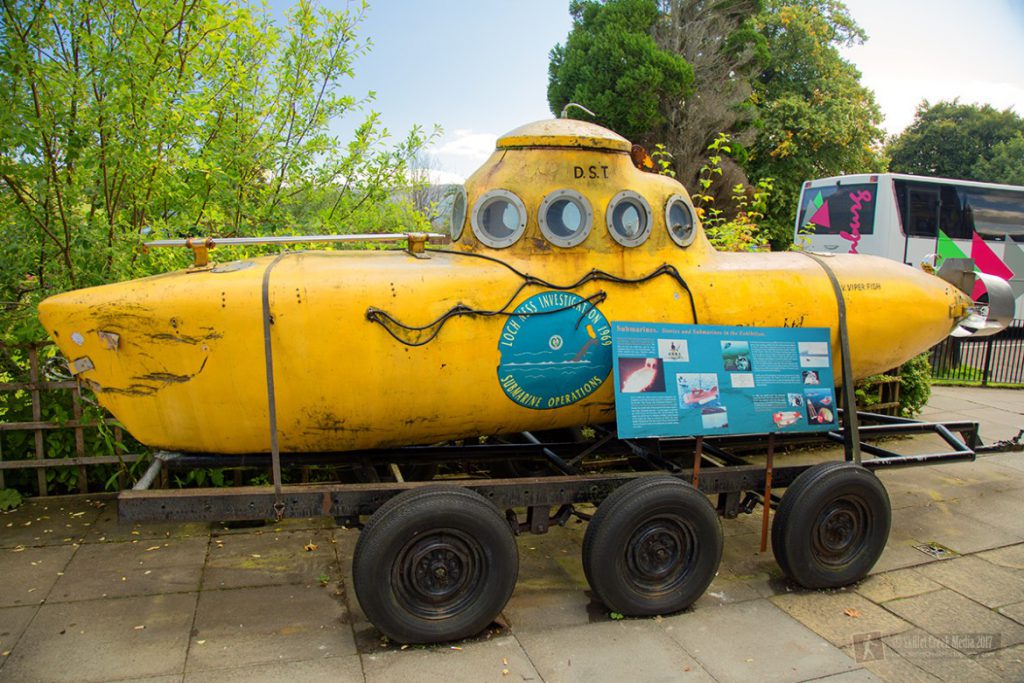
[143,232,451,267]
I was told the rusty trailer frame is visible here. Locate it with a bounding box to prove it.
[118,412,993,525]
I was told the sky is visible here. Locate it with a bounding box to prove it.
[840,0,1024,134]
[329,1,572,184]
[322,0,1024,183]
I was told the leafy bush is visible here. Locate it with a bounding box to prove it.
[690,134,771,252]
[854,353,932,417]
[897,353,933,417]
[0,488,23,511]
[854,373,899,411]
[0,0,437,347]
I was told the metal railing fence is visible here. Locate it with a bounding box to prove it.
[930,320,1024,385]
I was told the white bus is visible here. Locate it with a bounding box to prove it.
[795,173,1024,316]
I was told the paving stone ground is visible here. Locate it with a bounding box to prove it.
[1,385,1023,682]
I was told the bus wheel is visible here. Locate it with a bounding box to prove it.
[772,462,891,589]
[352,486,518,644]
[582,476,722,616]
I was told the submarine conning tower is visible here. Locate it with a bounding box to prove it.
[449,119,712,262]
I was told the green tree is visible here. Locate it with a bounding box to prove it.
[546,0,885,247]
[889,100,1024,181]
[973,136,1024,186]
[549,0,765,187]
[547,0,693,143]
[652,0,768,185]
[745,0,887,248]
[0,0,432,341]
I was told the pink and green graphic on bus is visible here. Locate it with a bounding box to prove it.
[798,184,877,254]
[937,231,1021,300]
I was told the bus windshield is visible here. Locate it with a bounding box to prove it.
[797,183,877,237]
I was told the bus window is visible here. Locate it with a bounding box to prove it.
[939,186,970,239]
[797,183,877,235]
[904,183,940,237]
[965,188,1024,241]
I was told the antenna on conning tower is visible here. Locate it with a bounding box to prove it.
[561,102,596,119]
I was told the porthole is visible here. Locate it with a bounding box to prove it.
[606,191,652,247]
[665,194,696,247]
[450,186,468,241]
[538,189,593,248]
[471,189,527,248]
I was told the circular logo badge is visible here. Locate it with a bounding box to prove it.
[497,292,613,410]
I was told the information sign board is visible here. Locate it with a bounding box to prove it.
[612,322,837,439]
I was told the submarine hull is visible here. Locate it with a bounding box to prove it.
[38,248,965,455]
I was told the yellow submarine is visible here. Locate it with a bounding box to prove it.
[38,118,994,455]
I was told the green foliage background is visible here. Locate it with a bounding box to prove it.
[549,2,1023,252]
[548,0,889,248]
[888,100,1024,184]
[745,0,887,247]
[0,0,436,498]
[0,0,435,344]
[548,0,694,142]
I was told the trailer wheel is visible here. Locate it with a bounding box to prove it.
[352,486,518,644]
[582,476,722,616]
[771,462,891,589]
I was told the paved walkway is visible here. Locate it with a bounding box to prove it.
[1,386,1023,682]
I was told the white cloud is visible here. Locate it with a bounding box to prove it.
[869,77,1024,135]
[841,0,1024,135]
[410,168,466,185]
[434,129,498,159]
[429,129,499,180]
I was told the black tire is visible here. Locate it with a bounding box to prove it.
[582,476,723,616]
[771,462,891,589]
[352,486,518,643]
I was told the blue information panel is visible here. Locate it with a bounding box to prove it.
[612,322,837,439]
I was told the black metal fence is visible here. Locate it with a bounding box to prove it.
[930,319,1024,385]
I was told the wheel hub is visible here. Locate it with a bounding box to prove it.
[394,531,483,619]
[414,547,463,592]
[813,498,869,566]
[626,517,696,592]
